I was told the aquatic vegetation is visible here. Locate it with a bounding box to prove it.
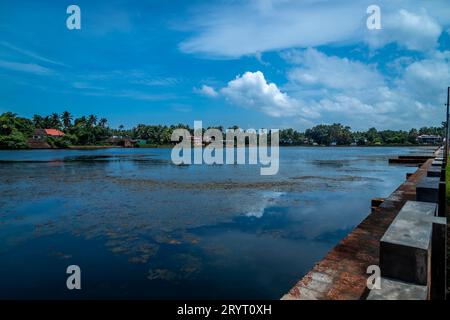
[50,251,73,260]
[310,159,352,168]
[147,268,177,281]
[0,147,423,298]
[108,176,301,192]
[147,253,202,282]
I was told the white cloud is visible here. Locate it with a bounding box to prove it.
[0,41,67,67]
[196,84,219,97]
[215,49,448,130]
[177,1,450,129]
[179,0,450,58]
[280,48,392,123]
[317,95,375,114]
[220,71,318,118]
[179,0,362,58]
[280,48,450,129]
[396,51,450,105]
[82,89,175,101]
[0,59,54,75]
[132,77,181,87]
[365,9,442,51]
[284,48,384,90]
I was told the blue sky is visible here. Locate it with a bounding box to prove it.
[0,0,449,130]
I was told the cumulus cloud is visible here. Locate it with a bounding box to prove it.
[179,0,449,58]
[284,48,385,90]
[220,71,318,119]
[195,84,219,97]
[281,48,390,120]
[280,48,450,129]
[216,49,449,130]
[365,9,442,51]
[178,0,450,129]
[396,51,450,105]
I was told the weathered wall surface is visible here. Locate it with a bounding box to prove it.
[282,158,434,300]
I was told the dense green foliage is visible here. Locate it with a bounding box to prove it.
[304,123,353,145]
[0,112,445,149]
[0,112,33,149]
[282,123,444,146]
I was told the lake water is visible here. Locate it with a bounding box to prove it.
[0,146,430,299]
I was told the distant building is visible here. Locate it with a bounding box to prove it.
[191,136,203,147]
[28,128,64,149]
[191,135,214,146]
[106,137,137,148]
[417,134,442,145]
[33,128,65,140]
[203,135,213,144]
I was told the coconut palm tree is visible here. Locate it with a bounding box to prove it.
[32,114,44,128]
[98,118,108,127]
[74,116,87,126]
[87,114,97,127]
[50,113,61,129]
[61,111,72,129]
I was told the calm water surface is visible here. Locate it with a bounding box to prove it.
[0,146,431,299]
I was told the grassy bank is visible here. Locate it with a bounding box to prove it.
[446,155,450,297]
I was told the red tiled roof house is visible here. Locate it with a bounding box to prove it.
[33,128,65,140]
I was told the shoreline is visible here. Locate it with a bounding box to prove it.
[68,145,121,150]
[0,144,441,151]
[282,148,439,300]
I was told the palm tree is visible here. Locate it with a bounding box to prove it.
[74,116,87,126]
[50,113,61,129]
[87,115,97,127]
[32,114,44,128]
[134,124,147,139]
[98,118,108,127]
[61,111,72,129]
[118,124,124,131]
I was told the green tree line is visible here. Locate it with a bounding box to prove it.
[0,112,445,149]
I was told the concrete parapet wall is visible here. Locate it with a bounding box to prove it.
[282,157,435,300]
[379,201,436,286]
[416,176,440,203]
[366,278,428,300]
